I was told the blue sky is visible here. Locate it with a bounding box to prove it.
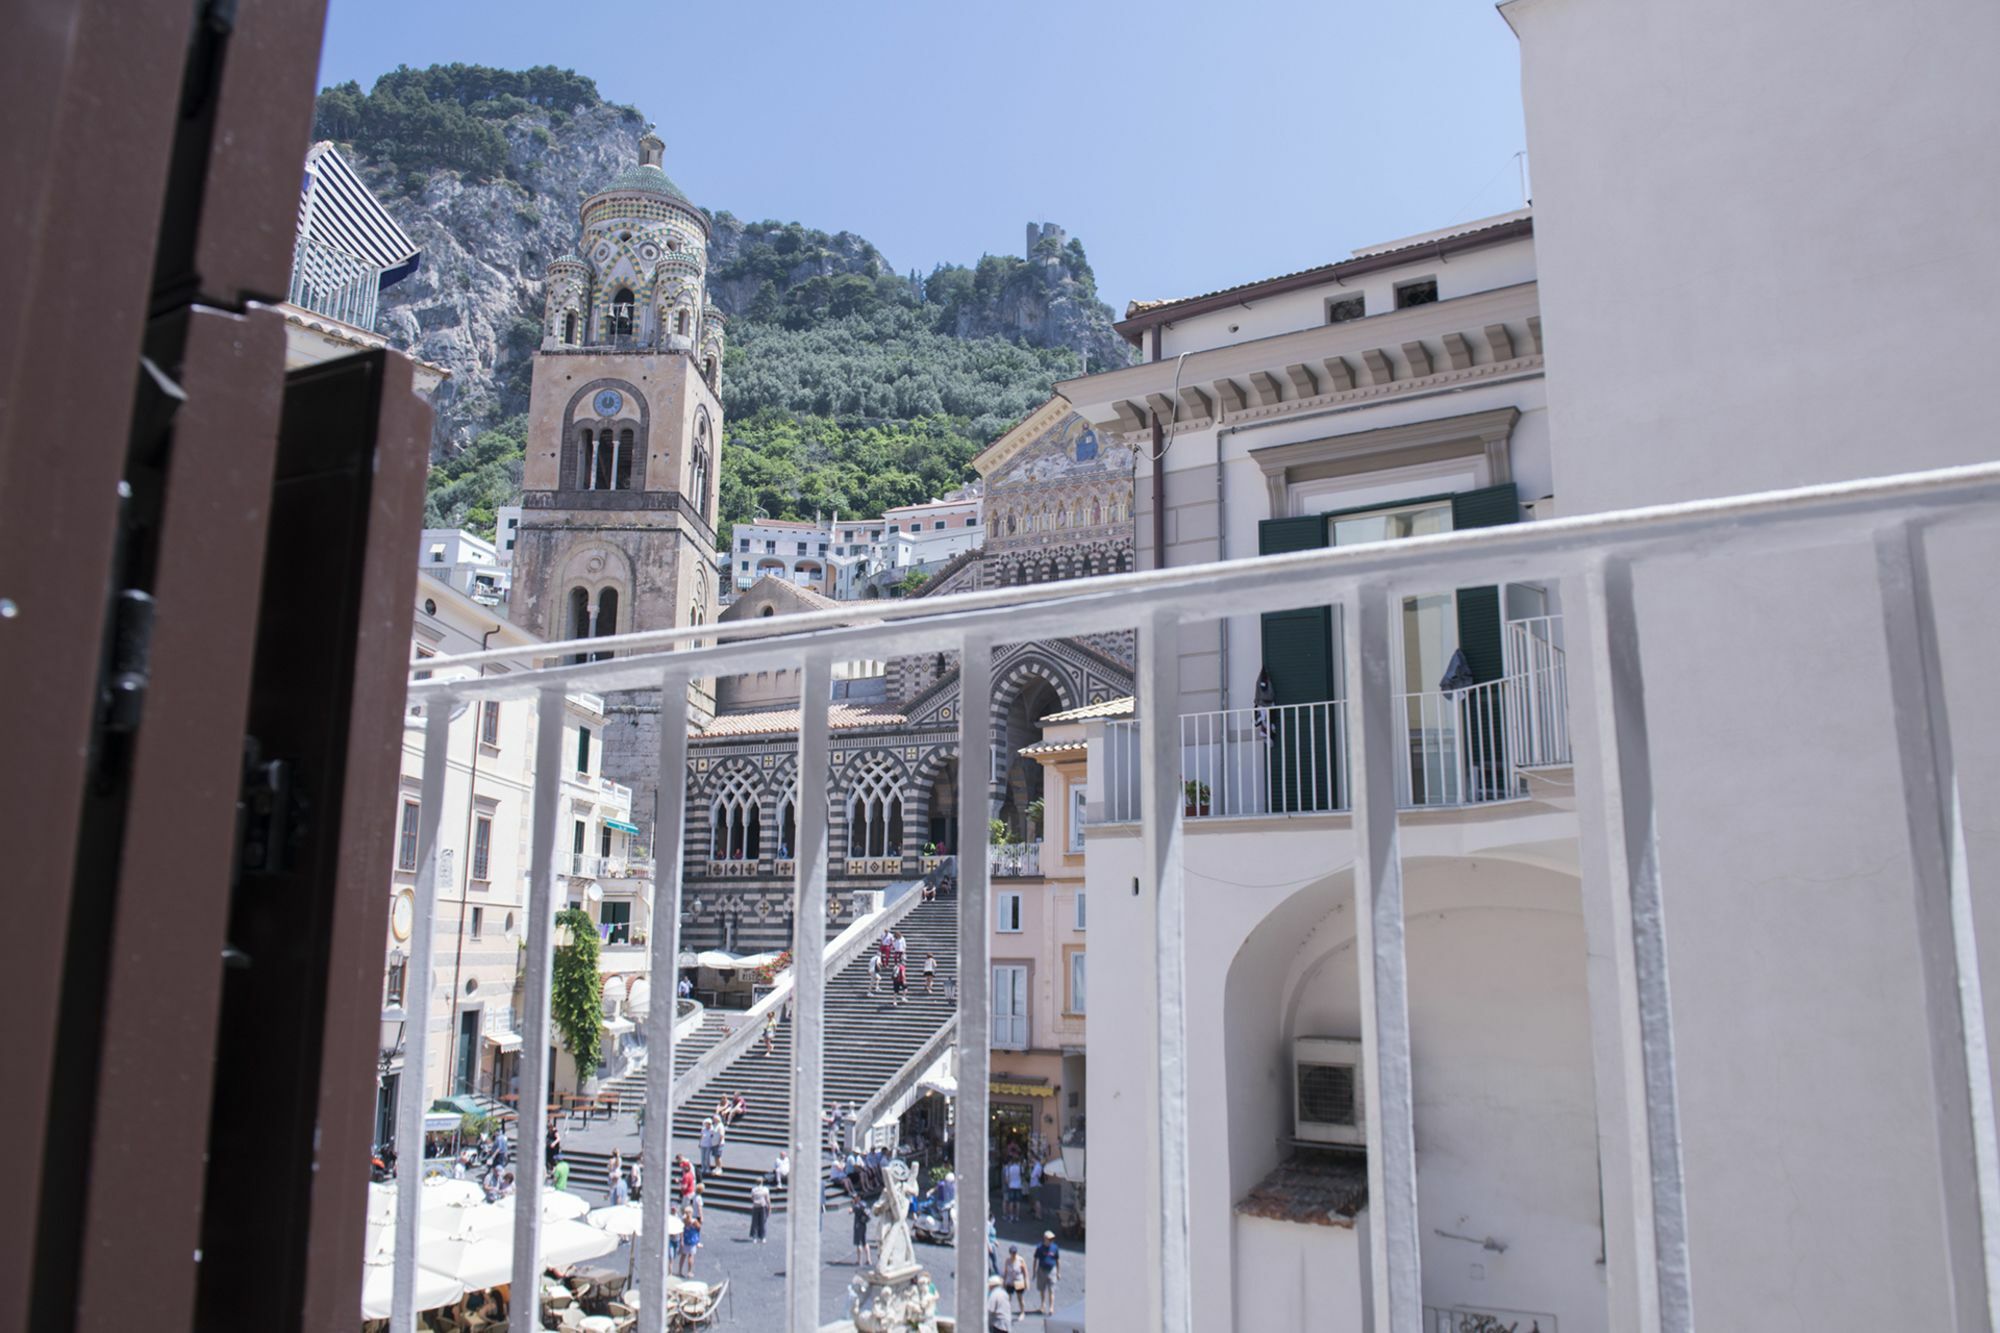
[317,0,1527,315]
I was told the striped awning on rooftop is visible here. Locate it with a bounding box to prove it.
[299,141,420,290]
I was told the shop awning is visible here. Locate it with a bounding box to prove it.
[603,1016,635,1036]
[422,1112,462,1133]
[695,950,782,972]
[991,1079,1052,1098]
[484,1030,522,1052]
[604,818,641,834]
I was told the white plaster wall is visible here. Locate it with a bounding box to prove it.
[1510,0,2000,513]
[1233,1213,1366,1330]
[1088,805,1589,1331]
[1159,236,1539,358]
[1507,0,2000,1325]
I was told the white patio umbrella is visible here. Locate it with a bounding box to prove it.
[365,1177,483,1226]
[586,1202,681,1239]
[358,1223,463,1319]
[420,1217,619,1289]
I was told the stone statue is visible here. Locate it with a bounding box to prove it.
[847,1159,940,1332]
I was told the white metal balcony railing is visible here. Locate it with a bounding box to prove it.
[387,460,1996,1333]
[287,236,383,331]
[990,840,1042,877]
[1101,649,1572,822]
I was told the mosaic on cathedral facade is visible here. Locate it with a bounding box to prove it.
[673,397,1136,953]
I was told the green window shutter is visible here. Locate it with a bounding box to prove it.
[1258,516,1337,811]
[1450,483,1520,685]
[1257,516,1335,703]
[1451,483,1520,800]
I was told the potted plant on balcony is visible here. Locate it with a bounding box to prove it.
[1183,779,1211,817]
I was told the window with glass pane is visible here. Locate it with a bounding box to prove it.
[1069,951,1087,1014]
[575,725,591,774]
[397,799,420,871]
[993,965,1028,1047]
[600,900,632,944]
[480,700,500,746]
[996,891,1023,933]
[472,814,492,881]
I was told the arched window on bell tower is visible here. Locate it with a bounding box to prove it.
[676,309,690,337]
[613,428,635,490]
[591,588,619,662]
[563,311,577,345]
[576,429,596,490]
[610,288,635,339]
[567,586,591,664]
[702,357,717,391]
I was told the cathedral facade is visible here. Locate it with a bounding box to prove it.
[675,397,1135,954]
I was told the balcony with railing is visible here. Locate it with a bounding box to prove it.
[990,841,1043,877]
[286,237,384,331]
[1101,620,1572,823]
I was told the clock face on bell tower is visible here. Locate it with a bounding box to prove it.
[593,388,623,416]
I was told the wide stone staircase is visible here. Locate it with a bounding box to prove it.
[578,890,959,1215]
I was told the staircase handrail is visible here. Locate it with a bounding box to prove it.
[669,877,934,1113]
[846,1013,958,1154]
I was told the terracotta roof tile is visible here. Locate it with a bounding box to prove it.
[1233,1149,1369,1228]
[697,703,905,738]
[1039,696,1134,723]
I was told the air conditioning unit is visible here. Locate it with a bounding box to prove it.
[1294,1036,1365,1147]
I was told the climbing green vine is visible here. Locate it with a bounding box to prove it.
[552,907,603,1081]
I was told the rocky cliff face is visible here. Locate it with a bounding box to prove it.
[359,102,646,448]
[325,67,1129,458]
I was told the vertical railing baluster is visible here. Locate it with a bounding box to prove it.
[1342,583,1422,1333]
[636,670,691,1333]
[392,698,454,1332]
[1573,555,1693,1333]
[510,687,569,1329]
[956,634,994,1329]
[1137,608,1192,1333]
[1873,522,2000,1329]
[787,654,833,1333]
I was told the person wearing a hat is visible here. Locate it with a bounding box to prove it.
[1031,1229,1063,1315]
[985,1273,1013,1331]
[1001,1245,1030,1319]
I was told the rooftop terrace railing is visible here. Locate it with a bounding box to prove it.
[387,459,2000,1333]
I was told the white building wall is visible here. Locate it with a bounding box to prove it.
[1157,225,1537,359]
[1232,1213,1365,1330]
[1507,0,2000,1328]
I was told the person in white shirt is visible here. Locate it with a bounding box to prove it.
[986,1274,1012,1331]
[1002,1158,1024,1222]
[749,1178,772,1242]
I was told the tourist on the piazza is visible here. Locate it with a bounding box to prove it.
[851,1194,873,1267]
[773,1148,790,1189]
[551,1157,570,1192]
[763,1009,779,1056]
[732,1091,748,1123]
[986,1274,1013,1331]
[492,1124,509,1168]
[629,1156,642,1201]
[698,1117,719,1175]
[1031,1230,1063,1315]
[869,949,882,994]
[689,1181,705,1226]
[748,1177,771,1243]
[1028,1154,1044,1220]
[545,1123,562,1171]
[892,957,908,1005]
[677,1205,701,1277]
[924,953,937,993]
[1001,1246,1030,1318]
[1002,1157,1024,1221]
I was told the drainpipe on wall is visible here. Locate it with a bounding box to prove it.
[1150,325,1167,572]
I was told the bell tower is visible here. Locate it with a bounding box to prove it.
[511,129,723,719]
